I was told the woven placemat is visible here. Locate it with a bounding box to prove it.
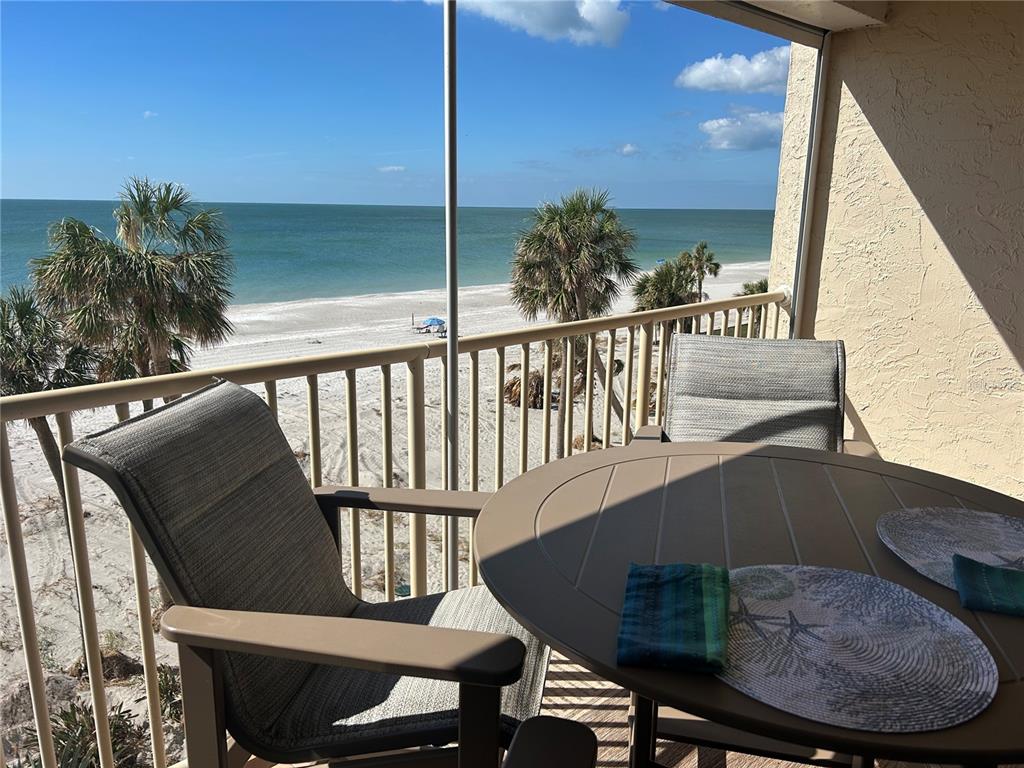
[716,565,997,732]
[877,507,1024,589]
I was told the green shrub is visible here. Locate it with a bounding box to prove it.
[157,665,182,723]
[25,700,148,768]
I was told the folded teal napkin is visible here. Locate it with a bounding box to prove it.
[617,562,730,673]
[953,554,1024,616]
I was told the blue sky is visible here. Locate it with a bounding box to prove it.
[1,1,790,209]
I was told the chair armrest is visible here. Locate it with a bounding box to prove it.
[842,439,880,460]
[315,486,491,518]
[161,605,525,687]
[629,425,669,444]
[504,716,597,768]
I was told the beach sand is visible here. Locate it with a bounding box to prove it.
[195,261,771,367]
[0,261,769,746]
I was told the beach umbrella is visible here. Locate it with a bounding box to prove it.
[442,0,459,588]
[423,316,445,326]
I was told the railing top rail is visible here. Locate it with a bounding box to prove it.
[429,290,785,356]
[0,291,785,421]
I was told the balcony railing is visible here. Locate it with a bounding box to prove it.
[1,290,786,768]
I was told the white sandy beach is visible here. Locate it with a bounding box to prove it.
[0,261,769,751]
[194,261,771,367]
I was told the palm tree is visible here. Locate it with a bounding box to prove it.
[735,276,770,335]
[0,286,99,503]
[1,286,97,665]
[510,188,639,455]
[681,240,720,302]
[32,177,234,380]
[738,277,769,296]
[633,256,698,313]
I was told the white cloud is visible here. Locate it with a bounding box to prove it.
[377,165,406,173]
[447,0,629,46]
[675,46,790,94]
[142,110,158,119]
[618,143,640,156]
[698,111,783,150]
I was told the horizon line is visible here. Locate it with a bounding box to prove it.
[1,197,775,213]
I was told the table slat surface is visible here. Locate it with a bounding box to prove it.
[476,442,1024,763]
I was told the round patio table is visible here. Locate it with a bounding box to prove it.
[474,441,1024,767]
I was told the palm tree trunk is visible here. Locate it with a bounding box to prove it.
[29,416,66,503]
[592,353,624,427]
[149,334,172,377]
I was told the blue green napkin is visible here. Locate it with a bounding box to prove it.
[617,562,730,673]
[953,554,1024,616]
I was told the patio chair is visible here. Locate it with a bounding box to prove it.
[634,334,878,457]
[63,380,551,768]
[628,334,872,767]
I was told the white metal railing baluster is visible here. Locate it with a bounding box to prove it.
[469,351,480,586]
[407,357,427,596]
[655,321,670,422]
[494,347,505,489]
[345,369,361,598]
[439,359,448,590]
[380,366,395,601]
[621,326,635,446]
[306,374,322,487]
[264,380,278,419]
[564,338,575,456]
[634,322,653,428]
[542,340,553,464]
[602,329,616,448]
[519,343,530,474]
[583,333,596,452]
[1,422,57,768]
[55,412,115,768]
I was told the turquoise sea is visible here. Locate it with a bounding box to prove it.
[1,200,772,305]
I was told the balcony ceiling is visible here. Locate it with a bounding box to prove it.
[671,1,888,46]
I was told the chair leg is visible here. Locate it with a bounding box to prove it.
[457,682,501,768]
[179,644,228,768]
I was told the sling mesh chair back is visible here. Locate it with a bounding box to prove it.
[63,380,548,765]
[650,335,871,767]
[663,335,845,452]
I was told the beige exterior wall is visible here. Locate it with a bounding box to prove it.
[769,2,1024,499]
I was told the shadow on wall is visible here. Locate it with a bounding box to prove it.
[800,2,1024,371]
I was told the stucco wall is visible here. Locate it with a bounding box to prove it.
[767,43,818,338]
[770,2,1024,499]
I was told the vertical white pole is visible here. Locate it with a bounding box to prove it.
[790,33,830,338]
[443,0,460,590]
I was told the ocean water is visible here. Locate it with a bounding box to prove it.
[1,200,772,305]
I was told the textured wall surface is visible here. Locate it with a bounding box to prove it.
[767,43,818,338]
[771,2,1024,499]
